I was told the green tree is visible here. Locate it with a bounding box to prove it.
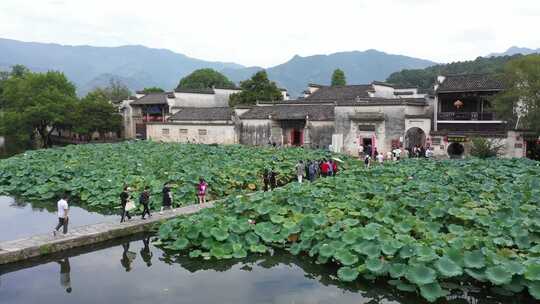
[141,87,165,94]
[331,69,347,86]
[229,71,283,106]
[72,90,123,140]
[91,78,131,104]
[1,70,77,148]
[493,55,540,134]
[177,69,235,90]
[386,55,519,90]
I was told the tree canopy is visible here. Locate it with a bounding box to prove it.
[493,55,540,134]
[141,87,164,94]
[228,71,283,106]
[92,78,131,104]
[177,69,235,90]
[331,69,347,86]
[386,55,520,89]
[1,69,78,148]
[72,90,123,139]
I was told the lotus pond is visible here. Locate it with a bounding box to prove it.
[0,141,338,212]
[1,142,539,302]
[158,157,540,302]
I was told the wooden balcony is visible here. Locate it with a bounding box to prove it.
[437,112,495,121]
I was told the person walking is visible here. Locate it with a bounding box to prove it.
[358,144,364,159]
[53,193,69,236]
[364,154,372,168]
[197,177,208,204]
[327,159,334,176]
[295,160,305,183]
[376,152,384,164]
[140,186,151,220]
[262,169,270,191]
[120,186,132,223]
[308,161,317,182]
[320,159,329,177]
[161,182,172,214]
[269,169,278,190]
[332,159,338,175]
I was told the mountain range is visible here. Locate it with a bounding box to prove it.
[487,46,540,57]
[0,38,537,98]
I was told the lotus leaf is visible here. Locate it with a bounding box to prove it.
[389,263,407,278]
[365,258,385,273]
[337,266,359,282]
[485,266,514,285]
[319,244,335,258]
[405,265,437,286]
[525,264,540,281]
[419,282,449,303]
[172,238,189,250]
[527,281,540,300]
[464,250,486,269]
[435,257,463,277]
[334,249,359,266]
[341,231,358,245]
[210,227,229,242]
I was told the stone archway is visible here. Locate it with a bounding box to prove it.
[405,127,426,151]
[447,142,465,158]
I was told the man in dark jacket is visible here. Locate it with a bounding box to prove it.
[140,186,151,219]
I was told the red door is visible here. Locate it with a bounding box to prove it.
[290,129,303,146]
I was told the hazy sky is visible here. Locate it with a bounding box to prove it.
[1,0,539,67]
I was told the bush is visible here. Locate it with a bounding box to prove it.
[470,137,504,158]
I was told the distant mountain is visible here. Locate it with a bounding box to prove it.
[488,46,540,57]
[0,38,244,95]
[0,38,436,97]
[223,50,436,97]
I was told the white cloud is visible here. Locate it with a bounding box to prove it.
[0,0,539,67]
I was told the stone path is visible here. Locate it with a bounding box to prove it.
[0,202,214,265]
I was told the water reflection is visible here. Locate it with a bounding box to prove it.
[140,236,153,267]
[57,258,72,293]
[0,234,536,304]
[120,243,136,272]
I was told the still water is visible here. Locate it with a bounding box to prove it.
[0,234,534,304]
[0,196,117,241]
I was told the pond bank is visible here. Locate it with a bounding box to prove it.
[0,201,214,265]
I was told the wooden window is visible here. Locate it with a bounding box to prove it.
[162,128,170,136]
[198,129,207,136]
[179,129,188,135]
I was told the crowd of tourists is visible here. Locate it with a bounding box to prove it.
[360,144,434,168]
[53,178,210,235]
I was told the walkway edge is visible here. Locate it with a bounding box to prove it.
[0,202,214,265]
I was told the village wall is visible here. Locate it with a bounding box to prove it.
[239,119,271,146]
[147,123,237,144]
[307,121,334,149]
[173,92,224,108]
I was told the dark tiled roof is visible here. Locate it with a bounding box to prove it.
[437,74,504,93]
[130,93,169,105]
[240,104,335,121]
[169,107,233,121]
[394,91,414,96]
[174,88,215,94]
[336,98,427,106]
[372,81,416,90]
[306,85,373,100]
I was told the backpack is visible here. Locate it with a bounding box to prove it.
[139,192,148,204]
